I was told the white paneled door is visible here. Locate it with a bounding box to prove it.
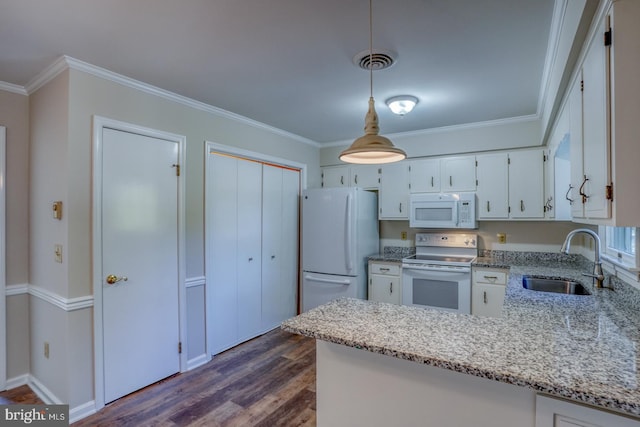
[101,127,180,404]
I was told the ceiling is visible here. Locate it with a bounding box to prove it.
[0,0,558,144]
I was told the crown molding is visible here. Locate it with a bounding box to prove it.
[24,55,319,148]
[323,114,540,148]
[0,81,28,96]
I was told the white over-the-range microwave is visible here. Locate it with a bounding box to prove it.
[408,192,477,229]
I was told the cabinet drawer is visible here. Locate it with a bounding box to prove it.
[473,269,508,285]
[369,262,401,276]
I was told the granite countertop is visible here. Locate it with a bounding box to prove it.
[282,256,640,418]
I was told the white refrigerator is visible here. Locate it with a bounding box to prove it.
[301,187,379,312]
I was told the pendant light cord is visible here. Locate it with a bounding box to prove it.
[369,0,373,98]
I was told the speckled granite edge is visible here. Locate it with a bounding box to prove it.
[283,262,640,420]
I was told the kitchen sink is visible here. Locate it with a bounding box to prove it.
[522,276,590,295]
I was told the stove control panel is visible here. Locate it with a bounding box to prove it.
[415,233,477,248]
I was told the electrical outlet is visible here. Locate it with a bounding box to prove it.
[54,244,63,263]
[44,342,50,359]
[401,231,407,240]
[497,233,507,244]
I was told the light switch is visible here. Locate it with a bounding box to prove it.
[54,244,63,263]
[497,233,507,244]
[52,201,62,220]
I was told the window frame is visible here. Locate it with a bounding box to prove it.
[599,226,639,271]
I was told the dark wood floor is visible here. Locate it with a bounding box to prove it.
[0,329,316,426]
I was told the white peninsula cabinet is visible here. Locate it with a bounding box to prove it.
[368,261,402,305]
[379,162,409,220]
[566,0,640,225]
[535,395,640,427]
[472,267,508,317]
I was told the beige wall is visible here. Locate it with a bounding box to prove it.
[22,65,321,408]
[380,220,593,255]
[67,69,320,294]
[0,90,29,285]
[0,89,31,382]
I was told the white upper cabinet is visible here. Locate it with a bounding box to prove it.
[379,162,409,220]
[409,159,441,193]
[566,0,640,226]
[321,165,379,189]
[350,164,380,189]
[321,165,350,188]
[508,150,545,219]
[476,153,509,219]
[441,156,476,192]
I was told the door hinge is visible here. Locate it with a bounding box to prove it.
[543,153,547,162]
[476,179,478,186]
[475,160,478,167]
[172,164,181,176]
[606,183,614,201]
[581,80,584,92]
[507,157,511,165]
[178,342,182,354]
[508,206,511,214]
[604,29,612,46]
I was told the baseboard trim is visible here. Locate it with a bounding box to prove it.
[69,400,96,423]
[187,353,210,371]
[5,374,29,390]
[29,375,63,405]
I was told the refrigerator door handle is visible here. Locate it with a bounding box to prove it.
[345,193,353,272]
[304,274,351,285]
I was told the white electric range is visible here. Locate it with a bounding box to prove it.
[401,232,477,313]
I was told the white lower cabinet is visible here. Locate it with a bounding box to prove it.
[535,395,640,427]
[472,267,508,317]
[368,261,402,305]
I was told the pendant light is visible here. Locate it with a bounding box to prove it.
[340,0,407,164]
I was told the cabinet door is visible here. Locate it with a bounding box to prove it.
[441,156,476,192]
[581,15,611,219]
[379,163,409,219]
[409,159,441,193]
[351,164,380,189]
[322,166,350,188]
[236,160,263,341]
[476,153,509,219]
[535,395,640,427]
[370,275,401,305]
[568,76,585,219]
[471,283,506,317]
[508,150,544,218]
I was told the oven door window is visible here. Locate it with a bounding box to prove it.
[412,278,459,310]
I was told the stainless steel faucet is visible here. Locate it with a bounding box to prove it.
[561,228,605,288]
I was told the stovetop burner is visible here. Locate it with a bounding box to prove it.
[402,232,478,267]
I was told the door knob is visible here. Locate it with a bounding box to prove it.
[106,274,128,285]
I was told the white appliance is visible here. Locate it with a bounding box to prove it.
[402,232,477,313]
[301,187,379,312]
[409,193,477,229]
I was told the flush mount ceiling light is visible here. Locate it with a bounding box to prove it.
[386,95,418,116]
[340,0,406,165]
